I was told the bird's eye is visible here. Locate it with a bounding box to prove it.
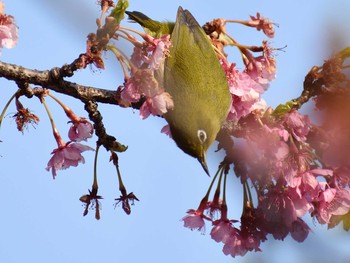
[197,129,207,144]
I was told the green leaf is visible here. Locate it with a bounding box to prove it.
[110,141,128,152]
[109,0,129,25]
[272,100,299,118]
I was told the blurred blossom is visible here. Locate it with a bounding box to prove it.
[0,2,18,51]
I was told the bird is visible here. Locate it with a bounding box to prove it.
[126,7,231,175]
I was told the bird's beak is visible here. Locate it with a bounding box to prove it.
[198,154,210,176]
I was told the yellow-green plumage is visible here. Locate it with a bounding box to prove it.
[163,7,231,174]
[125,11,175,37]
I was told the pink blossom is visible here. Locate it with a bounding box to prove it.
[122,68,173,119]
[316,188,350,224]
[0,23,17,49]
[244,42,276,88]
[247,56,276,87]
[251,98,267,113]
[249,12,275,38]
[283,110,311,142]
[122,69,159,102]
[222,232,249,257]
[210,220,236,243]
[230,71,264,97]
[278,128,289,141]
[290,218,311,242]
[287,168,332,201]
[137,69,163,97]
[0,3,18,50]
[130,46,143,68]
[46,142,94,179]
[139,92,174,119]
[274,141,289,160]
[304,171,322,189]
[160,124,172,138]
[236,123,293,184]
[68,120,93,142]
[221,61,265,121]
[218,211,265,258]
[286,173,320,218]
[240,207,267,251]
[122,69,163,101]
[331,167,350,188]
[144,35,171,70]
[207,197,224,220]
[182,209,207,233]
[311,168,333,177]
[121,79,141,103]
[259,188,297,240]
[288,187,314,217]
[261,125,289,161]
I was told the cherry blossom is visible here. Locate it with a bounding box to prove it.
[68,119,94,142]
[143,34,171,70]
[0,1,18,51]
[210,220,236,243]
[182,209,208,233]
[315,188,350,224]
[248,12,275,38]
[259,187,297,240]
[290,218,311,242]
[46,142,94,179]
[139,92,174,119]
[221,60,265,121]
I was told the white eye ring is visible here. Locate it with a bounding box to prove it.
[197,129,207,144]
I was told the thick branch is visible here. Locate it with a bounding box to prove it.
[0,60,119,105]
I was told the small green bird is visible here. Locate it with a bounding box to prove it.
[126,7,231,175]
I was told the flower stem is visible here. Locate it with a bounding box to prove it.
[110,151,126,195]
[47,92,79,122]
[222,165,228,207]
[42,97,65,147]
[204,164,223,199]
[119,26,147,38]
[213,166,224,201]
[93,144,100,190]
[242,181,254,212]
[0,90,18,128]
[108,45,131,80]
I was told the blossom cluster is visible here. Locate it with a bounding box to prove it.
[120,34,174,119]
[15,94,95,180]
[182,106,350,257]
[182,51,350,256]
[221,41,275,122]
[45,102,94,179]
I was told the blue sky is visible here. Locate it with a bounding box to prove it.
[1,1,350,262]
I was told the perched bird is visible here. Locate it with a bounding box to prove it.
[126,7,231,175]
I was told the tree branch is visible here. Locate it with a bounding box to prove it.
[0,60,133,152]
[0,60,124,105]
